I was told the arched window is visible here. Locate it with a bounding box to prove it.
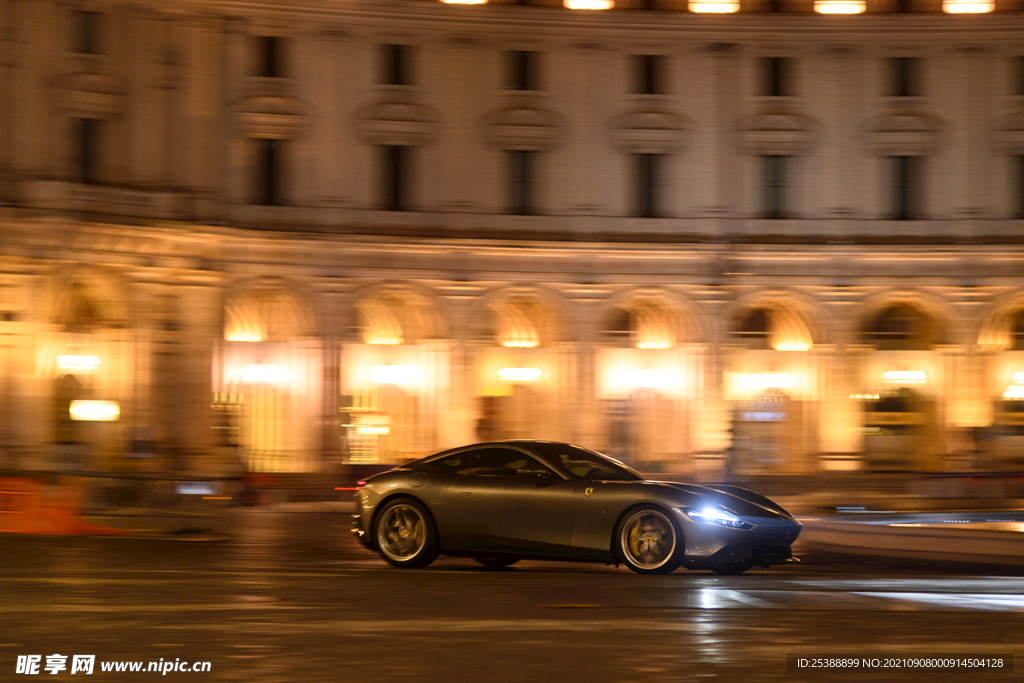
[863,304,936,351]
[602,300,677,349]
[735,308,771,350]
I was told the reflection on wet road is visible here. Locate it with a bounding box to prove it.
[2,510,1022,682]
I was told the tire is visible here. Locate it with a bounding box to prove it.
[373,498,440,569]
[474,556,520,570]
[615,505,683,575]
[711,562,752,576]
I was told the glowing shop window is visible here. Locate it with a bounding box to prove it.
[942,0,993,11]
[625,368,669,389]
[689,0,740,12]
[57,355,101,371]
[370,365,416,385]
[497,367,543,382]
[814,0,865,12]
[69,400,120,422]
[882,370,926,385]
[240,364,287,383]
[565,0,614,8]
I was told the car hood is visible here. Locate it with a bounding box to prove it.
[646,481,797,521]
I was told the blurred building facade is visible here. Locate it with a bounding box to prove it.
[1,0,1023,476]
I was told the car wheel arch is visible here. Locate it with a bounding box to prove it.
[370,493,443,550]
[609,501,684,560]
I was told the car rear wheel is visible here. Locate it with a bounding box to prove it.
[374,498,439,569]
[616,506,683,575]
[474,556,520,570]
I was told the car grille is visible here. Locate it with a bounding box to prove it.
[750,524,800,547]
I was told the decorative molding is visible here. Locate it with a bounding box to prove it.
[737,110,817,156]
[231,79,310,139]
[54,72,126,119]
[865,111,944,156]
[610,107,691,154]
[356,99,439,146]
[482,103,567,151]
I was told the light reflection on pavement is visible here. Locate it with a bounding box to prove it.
[1,510,1022,682]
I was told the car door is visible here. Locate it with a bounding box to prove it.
[447,446,575,554]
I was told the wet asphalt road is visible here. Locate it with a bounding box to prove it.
[2,510,1023,683]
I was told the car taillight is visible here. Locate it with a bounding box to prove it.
[357,480,367,491]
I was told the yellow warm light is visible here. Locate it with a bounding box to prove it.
[370,365,416,385]
[942,0,993,11]
[850,393,880,400]
[565,0,614,7]
[689,1,739,12]
[501,339,539,349]
[57,355,101,371]
[636,341,672,350]
[814,0,865,12]
[753,373,797,389]
[498,367,543,381]
[882,370,926,385]
[241,364,287,383]
[367,337,402,346]
[69,400,120,422]
[1003,385,1024,400]
[355,425,391,435]
[1013,372,1024,383]
[625,368,669,389]
[225,330,264,342]
[443,0,486,3]
[773,342,810,352]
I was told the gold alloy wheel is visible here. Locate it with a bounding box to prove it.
[619,508,677,571]
[377,503,427,563]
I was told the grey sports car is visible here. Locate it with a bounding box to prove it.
[350,440,801,575]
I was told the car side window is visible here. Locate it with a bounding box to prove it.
[425,452,473,476]
[466,448,551,477]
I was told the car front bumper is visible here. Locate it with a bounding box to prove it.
[677,511,801,567]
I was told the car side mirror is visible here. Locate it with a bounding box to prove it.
[517,468,550,479]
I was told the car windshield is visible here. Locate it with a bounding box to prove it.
[529,443,643,482]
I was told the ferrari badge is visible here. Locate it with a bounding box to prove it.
[585,487,593,497]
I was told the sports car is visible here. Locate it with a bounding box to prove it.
[350,440,801,575]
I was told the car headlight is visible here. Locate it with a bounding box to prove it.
[684,506,753,529]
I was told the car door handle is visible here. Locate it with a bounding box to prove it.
[459,491,471,497]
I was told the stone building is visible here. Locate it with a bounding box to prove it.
[1,0,1023,476]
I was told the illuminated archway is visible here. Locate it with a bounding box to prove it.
[38,265,135,471]
[343,284,449,464]
[219,280,321,472]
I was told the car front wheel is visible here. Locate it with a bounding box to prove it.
[373,498,440,569]
[616,506,683,575]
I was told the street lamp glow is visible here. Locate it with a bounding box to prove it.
[814,0,866,12]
